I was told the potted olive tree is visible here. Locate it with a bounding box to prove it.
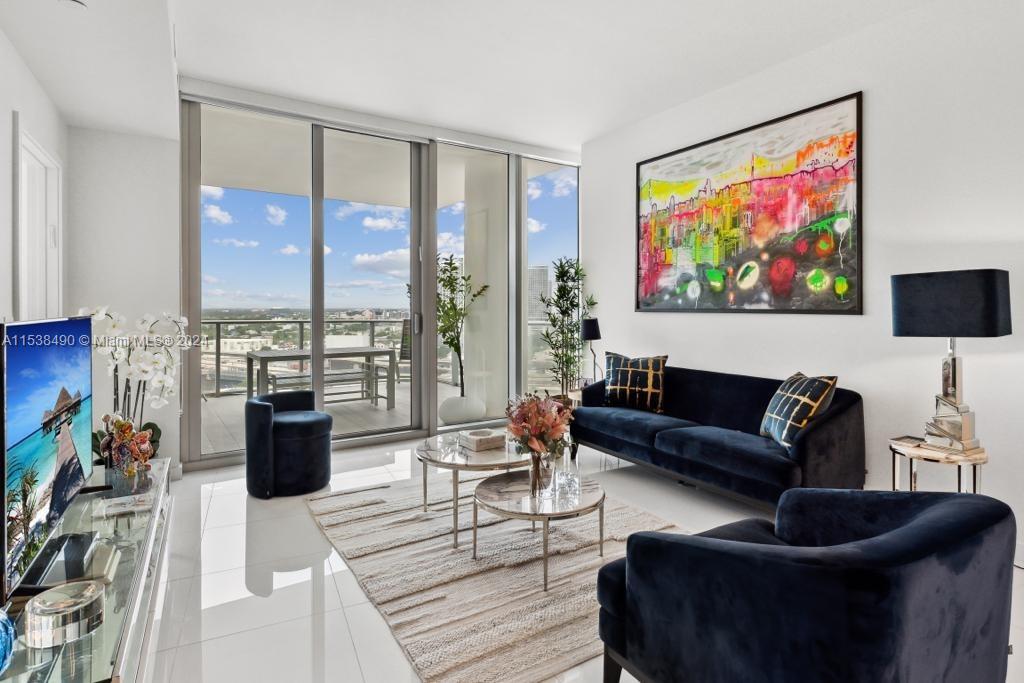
[437,254,489,424]
[540,257,597,400]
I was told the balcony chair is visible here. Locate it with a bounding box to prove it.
[598,489,1015,683]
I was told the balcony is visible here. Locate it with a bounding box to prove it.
[199,318,559,456]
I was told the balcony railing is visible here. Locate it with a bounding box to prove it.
[200,318,561,398]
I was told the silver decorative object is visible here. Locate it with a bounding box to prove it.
[22,581,105,649]
[926,338,979,451]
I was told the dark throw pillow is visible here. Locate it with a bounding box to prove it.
[604,353,668,414]
[760,372,838,449]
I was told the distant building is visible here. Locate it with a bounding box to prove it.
[527,265,550,321]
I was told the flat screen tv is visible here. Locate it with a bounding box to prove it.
[2,317,93,602]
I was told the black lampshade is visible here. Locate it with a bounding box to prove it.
[891,269,1012,337]
[581,318,601,341]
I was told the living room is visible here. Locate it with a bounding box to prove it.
[0,0,1021,681]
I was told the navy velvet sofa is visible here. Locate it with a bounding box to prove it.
[570,366,865,504]
[598,489,1016,683]
[245,390,332,499]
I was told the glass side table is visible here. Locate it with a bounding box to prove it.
[472,469,605,591]
[889,436,987,493]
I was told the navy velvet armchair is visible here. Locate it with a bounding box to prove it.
[245,390,332,499]
[599,489,1015,683]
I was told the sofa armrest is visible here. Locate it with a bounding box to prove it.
[245,398,275,498]
[258,389,315,414]
[789,393,864,489]
[623,531,890,681]
[582,380,605,407]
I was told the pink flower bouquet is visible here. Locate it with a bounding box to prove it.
[506,393,572,457]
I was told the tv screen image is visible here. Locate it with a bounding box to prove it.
[3,317,93,595]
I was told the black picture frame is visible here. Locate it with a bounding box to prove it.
[635,92,863,314]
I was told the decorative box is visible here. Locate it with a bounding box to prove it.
[458,429,506,452]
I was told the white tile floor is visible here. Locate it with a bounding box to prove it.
[152,440,1024,683]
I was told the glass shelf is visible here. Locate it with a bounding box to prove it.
[2,459,170,683]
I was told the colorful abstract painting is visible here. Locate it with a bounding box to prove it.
[636,93,861,313]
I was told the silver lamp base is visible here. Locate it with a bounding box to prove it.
[927,337,980,452]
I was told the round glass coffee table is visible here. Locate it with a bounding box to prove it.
[472,470,605,590]
[415,434,531,548]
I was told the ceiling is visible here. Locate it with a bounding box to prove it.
[1,0,931,150]
[201,104,564,206]
[0,0,179,140]
[171,0,932,151]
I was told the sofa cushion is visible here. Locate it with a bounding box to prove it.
[604,352,668,413]
[272,410,333,440]
[654,426,801,490]
[759,372,837,449]
[574,406,697,448]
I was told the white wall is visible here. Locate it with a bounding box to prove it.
[65,127,182,474]
[0,26,67,320]
[581,0,1024,543]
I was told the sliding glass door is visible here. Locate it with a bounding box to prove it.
[435,144,509,427]
[183,99,579,464]
[521,161,580,394]
[197,105,312,458]
[321,128,418,437]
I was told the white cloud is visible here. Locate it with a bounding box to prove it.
[202,274,221,284]
[213,238,258,248]
[324,245,333,255]
[327,279,405,291]
[204,204,234,224]
[265,204,287,226]
[278,244,301,255]
[352,248,410,278]
[527,181,542,200]
[550,168,579,197]
[203,289,306,305]
[334,202,408,231]
[362,215,404,231]
[527,218,546,233]
[200,185,224,200]
[444,201,465,215]
[333,202,374,220]
[437,231,465,256]
[19,368,39,379]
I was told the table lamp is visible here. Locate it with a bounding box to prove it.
[581,318,602,383]
[891,268,1012,451]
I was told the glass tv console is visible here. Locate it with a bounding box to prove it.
[1,459,172,683]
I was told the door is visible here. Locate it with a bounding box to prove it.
[16,126,62,321]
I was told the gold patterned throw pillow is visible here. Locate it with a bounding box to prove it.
[604,353,668,413]
[760,372,838,449]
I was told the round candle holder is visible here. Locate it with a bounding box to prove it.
[22,581,105,649]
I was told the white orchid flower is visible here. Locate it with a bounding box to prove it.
[106,359,117,376]
[113,347,128,362]
[136,314,157,333]
[151,353,168,370]
[149,373,174,390]
[149,396,170,410]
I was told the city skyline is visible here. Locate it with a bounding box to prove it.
[200,167,577,311]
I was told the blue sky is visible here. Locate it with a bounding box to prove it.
[5,318,93,446]
[200,167,578,310]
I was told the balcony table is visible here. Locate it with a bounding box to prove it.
[245,346,397,409]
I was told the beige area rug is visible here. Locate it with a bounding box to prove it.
[306,474,678,683]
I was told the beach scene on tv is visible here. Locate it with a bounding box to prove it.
[4,318,93,584]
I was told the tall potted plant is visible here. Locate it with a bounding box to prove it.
[540,258,597,398]
[437,254,489,424]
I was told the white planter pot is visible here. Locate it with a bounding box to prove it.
[439,396,486,425]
